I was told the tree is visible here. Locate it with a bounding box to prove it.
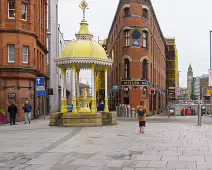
[190,93,196,100]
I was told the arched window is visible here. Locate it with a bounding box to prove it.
[143,59,148,79]
[124,59,130,78]
[143,31,148,48]
[142,9,148,19]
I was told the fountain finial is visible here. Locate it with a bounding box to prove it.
[79,0,89,21]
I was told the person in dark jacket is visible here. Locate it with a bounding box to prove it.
[8,101,18,125]
[99,101,105,112]
[23,101,32,124]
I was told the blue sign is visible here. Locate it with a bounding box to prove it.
[36,77,45,87]
[38,90,46,97]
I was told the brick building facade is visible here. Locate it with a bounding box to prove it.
[107,0,167,114]
[0,0,48,121]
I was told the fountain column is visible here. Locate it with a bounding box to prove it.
[72,64,78,114]
[104,66,109,112]
[60,67,68,113]
[76,69,80,110]
[91,64,96,113]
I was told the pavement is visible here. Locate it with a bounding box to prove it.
[1,116,212,170]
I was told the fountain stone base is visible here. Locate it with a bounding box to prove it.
[49,112,117,127]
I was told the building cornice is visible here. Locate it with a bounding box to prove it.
[0,67,49,79]
[0,29,48,54]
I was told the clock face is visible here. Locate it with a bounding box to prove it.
[189,76,192,79]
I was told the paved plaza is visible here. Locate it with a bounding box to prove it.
[1,117,212,170]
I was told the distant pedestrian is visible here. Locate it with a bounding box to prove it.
[23,101,32,124]
[136,101,147,133]
[99,101,105,112]
[8,101,18,125]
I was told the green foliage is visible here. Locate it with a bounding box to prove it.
[0,109,7,116]
[190,93,196,100]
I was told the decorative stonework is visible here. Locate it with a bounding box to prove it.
[122,55,133,63]
[140,56,149,62]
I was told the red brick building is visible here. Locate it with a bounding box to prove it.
[0,0,48,121]
[107,0,167,114]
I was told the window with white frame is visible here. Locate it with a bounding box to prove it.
[8,1,15,19]
[143,31,148,48]
[22,3,27,20]
[125,30,130,46]
[23,46,29,64]
[8,45,16,63]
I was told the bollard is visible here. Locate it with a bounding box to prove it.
[131,108,136,118]
[198,104,202,126]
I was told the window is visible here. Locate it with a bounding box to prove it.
[125,30,130,46]
[124,59,130,78]
[22,3,27,20]
[143,31,148,48]
[8,1,15,19]
[124,8,130,17]
[143,59,148,79]
[23,46,29,64]
[143,9,148,19]
[8,45,16,63]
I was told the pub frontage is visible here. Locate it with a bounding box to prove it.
[109,79,166,115]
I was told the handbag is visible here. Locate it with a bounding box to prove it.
[138,110,145,116]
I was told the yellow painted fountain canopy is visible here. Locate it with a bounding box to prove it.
[61,40,107,59]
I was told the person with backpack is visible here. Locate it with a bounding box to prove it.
[136,101,147,133]
[23,101,32,124]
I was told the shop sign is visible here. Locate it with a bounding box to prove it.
[8,93,16,99]
[121,80,149,86]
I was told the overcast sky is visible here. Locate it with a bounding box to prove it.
[58,0,212,87]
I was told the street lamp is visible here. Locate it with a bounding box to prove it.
[210,31,212,69]
[209,31,212,114]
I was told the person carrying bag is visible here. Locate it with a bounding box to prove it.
[136,101,147,133]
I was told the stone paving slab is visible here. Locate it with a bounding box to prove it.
[1,118,212,169]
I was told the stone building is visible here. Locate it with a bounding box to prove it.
[187,64,193,99]
[106,0,167,114]
[0,0,48,121]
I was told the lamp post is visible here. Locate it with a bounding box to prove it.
[209,31,212,114]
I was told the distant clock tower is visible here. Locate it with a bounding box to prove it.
[187,64,193,99]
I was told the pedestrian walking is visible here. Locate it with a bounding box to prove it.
[8,101,18,125]
[23,101,32,124]
[136,101,147,133]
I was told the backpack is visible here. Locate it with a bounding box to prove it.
[138,110,145,116]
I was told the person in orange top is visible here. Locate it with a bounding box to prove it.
[136,101,147,133]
